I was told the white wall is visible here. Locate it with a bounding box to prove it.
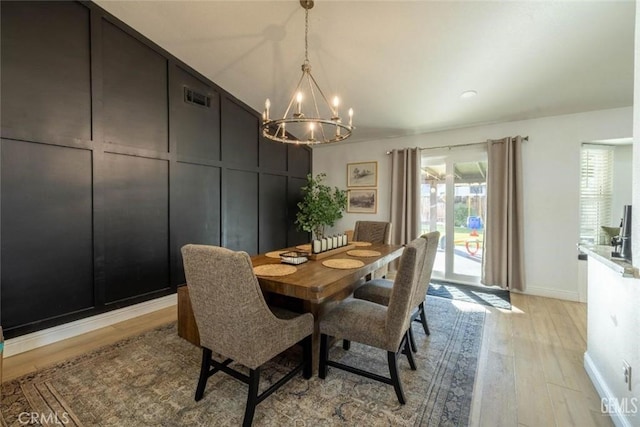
[313,107,633,300]
[612,144,634,224]
[634,0,640,270]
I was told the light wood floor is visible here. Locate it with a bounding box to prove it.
[470,293,611,427]
[2,294,612,426]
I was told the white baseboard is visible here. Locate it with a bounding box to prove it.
[4,294,177,357]
[519,285,580,302]
[584,351,634,427]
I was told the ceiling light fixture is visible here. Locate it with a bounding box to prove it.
[460,90,478,99]
[262,0,354,145]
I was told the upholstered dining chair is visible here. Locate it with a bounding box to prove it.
[181,244,314,427]
[352,220,393,279]
[352,220,392,244]
[318,237,426,404]
[352,231,440,352]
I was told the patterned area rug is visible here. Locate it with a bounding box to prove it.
[428,280,511,310]
[2,297,485,426]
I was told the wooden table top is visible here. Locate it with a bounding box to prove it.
[251,243,404,303]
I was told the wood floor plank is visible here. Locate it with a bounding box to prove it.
[524,295,552,316]
[510,307,535,341]
[538,342,587,391]
[544,297,568,315]
[547,383,613,427]
[549,311,586,352]
[484,307,514,357]
[512,336,556,427]
[508,292,529,309]
[563,301,588,344]
[530,309,563,348]
[476,350,518,427]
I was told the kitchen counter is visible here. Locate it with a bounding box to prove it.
[578,244,638,278]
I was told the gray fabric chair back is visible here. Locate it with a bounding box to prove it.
[353,221,392,244]
[181,244,286,369]
[385,237,426,349]
[412,231,440,309]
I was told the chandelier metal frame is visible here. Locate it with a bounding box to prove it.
[261,0,353,145]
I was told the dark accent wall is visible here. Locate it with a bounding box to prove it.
[0,1,311,338]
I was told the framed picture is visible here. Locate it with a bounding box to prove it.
[347,161,377,187]
[347,189,377,214]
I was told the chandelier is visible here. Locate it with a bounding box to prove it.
[262,0,353,145]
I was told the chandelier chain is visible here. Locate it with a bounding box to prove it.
[304,8,309,63]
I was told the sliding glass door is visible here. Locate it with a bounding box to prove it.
[420,147,487,284]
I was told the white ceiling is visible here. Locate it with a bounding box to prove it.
[95,0,635,144]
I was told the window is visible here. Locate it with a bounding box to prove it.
[580,145,613,244]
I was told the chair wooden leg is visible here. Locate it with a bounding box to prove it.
[404,333,417,370]
[408,327,417,353]
[419,302,430,335]
[342,339,351,350]
[243,368,260,427]
[387,350,406,404]
[319,334,329,379]
[195,347,212,401]
[302,336,312,379]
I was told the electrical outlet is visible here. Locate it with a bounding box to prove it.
[623,361,632,392]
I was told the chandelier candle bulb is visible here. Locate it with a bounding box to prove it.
[349,108,354,127]
[309,122,315,141]
[265,98,270,120]
[281,122,286,138]
[296,92,303,115]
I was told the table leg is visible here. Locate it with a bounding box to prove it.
[302,278,366,373]
[303,300,322,373]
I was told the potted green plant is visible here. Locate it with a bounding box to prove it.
[296,173,347,240]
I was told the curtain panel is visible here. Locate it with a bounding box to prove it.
[390,148,421,247]
[482,136,525,291]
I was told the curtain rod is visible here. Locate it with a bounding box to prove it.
[385,136,529,154]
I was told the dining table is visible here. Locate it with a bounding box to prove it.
[177,242,405,371]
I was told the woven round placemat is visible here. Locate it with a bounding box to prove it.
[347,249,382,257]
[350,241,373,247]
[322,259,365,269]
[296,244,312,252]
[253,264,297,277]
[265,250,287,259]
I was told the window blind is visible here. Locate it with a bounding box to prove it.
[579,146,613,244]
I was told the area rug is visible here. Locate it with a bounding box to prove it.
[1,297,485,427]
[428,280,511,310]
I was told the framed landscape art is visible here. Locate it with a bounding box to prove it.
[347,189,377,214]
[347,161,377,187]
